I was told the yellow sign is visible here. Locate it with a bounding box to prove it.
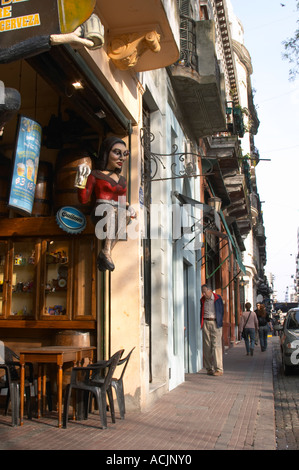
[0,14,40,32]
[58,0,96,34]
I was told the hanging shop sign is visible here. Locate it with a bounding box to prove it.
[8,115,42,215]
[0,0,96,63]
[56,206,86,234]
[0,0,60,45]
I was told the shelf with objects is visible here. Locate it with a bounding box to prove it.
[10,239,39,319]
[0,231,97,328]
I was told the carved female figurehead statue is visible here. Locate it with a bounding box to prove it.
[76,136,135,271]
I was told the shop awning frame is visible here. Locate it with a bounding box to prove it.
[219,210,246,275]
[205,183,246,275]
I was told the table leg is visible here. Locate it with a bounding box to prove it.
[11,382,20,426]
[42,365,47,414]
[72,360,76,421]
[20,362,25,426]
[57,364,63,428]
[37,365,42,418]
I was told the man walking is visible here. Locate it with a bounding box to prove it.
[200,284,224,376]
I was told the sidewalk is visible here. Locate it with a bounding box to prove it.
[0,338,276,451]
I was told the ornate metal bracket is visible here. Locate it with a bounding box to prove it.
[140,128,213,181]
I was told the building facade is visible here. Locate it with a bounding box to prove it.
[0,0,268,414]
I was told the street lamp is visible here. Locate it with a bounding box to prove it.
[208,197,222,212]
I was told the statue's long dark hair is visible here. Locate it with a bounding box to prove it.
[96,136,126,173]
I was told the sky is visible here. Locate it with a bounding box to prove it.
[229,0,299,302]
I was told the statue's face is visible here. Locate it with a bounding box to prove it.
[107,143,129,172]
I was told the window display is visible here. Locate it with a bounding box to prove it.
[44,240,69,316]
[0,236,96,322]
[11,241,36,317]
[0,242,7,316]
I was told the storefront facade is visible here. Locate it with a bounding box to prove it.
[0,0,268,416]
[0,0,182,412]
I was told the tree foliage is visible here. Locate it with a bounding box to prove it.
[282,1,299,80]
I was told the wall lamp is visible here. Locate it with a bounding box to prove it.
[208,197,222,213]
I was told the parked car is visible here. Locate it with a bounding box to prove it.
[280,308,299,375]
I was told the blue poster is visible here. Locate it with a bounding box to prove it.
[9,116,42,215]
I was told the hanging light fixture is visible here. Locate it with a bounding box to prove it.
[208,197,222,212]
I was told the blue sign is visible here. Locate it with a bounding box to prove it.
[56,206,86,234]
[8,115,42,215]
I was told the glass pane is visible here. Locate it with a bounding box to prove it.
[75,238,94,316]
[0,243,6,316]
[287,311,299,330]
[44,240,69,316]
[11,241,36,318]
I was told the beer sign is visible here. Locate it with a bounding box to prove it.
[0,0,60,46]
[8,115,42,215]
[0,0,96,63]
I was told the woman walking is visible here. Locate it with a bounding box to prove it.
[240,302,259,356]
[255,303,272,351]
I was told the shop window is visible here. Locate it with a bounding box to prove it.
[0,242,8,316]
[42,240,71,318]
[10,240,38,318]
[73,238,96,318]
[0,236,96,322]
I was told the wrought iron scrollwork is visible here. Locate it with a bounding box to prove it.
[140,128,211,182]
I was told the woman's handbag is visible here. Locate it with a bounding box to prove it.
[241,311,252,339]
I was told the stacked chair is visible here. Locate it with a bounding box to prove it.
[63,347,135,428]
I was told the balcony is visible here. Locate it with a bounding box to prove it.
[222,174,251,235]
[168,19,226,138]
[226,102,245,138]
[95,0,180,71]
[204,135,252,237]
[255,223,266,240]
[250,192,259,226]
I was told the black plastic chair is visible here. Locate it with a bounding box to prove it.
[63,349,123,429]
[110,347,135,419]
[0,346,33,425]
[90,347,135,419]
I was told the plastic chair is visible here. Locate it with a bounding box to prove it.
[63,349,123,429]
[0,364,21,426]
[0,345,33,425]
[0,344,52,423]
[90,347,135,419]
[110,347,135,419]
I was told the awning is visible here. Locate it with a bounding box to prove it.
[219,211,246,274]
[202,158,231,208]
[173,191,246,275]
[174,191,204,209]
[196,210,246,278]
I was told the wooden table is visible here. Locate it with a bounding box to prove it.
[19,346,96,428]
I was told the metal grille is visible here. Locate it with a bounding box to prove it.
[175,0,198,71]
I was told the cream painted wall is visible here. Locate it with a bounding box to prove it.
[79,47,140,125]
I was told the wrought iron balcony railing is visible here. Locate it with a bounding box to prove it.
[175,15,198,70]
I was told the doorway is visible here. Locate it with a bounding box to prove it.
[184,261,190,373]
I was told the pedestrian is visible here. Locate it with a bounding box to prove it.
[200,284,224,376]
[239,302,259,356]
[255,303,272,351]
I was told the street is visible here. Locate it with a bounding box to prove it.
[272,336,299,450]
